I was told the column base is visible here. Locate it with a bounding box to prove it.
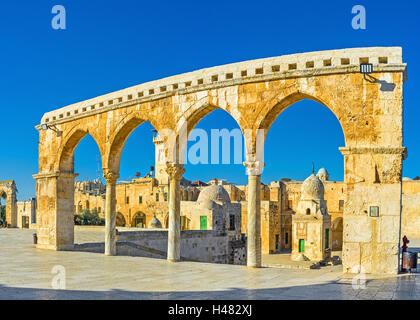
[247,265,262,269]
[167,258,180,263]
[36,243,74,251]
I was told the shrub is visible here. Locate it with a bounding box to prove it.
[74,209,105,226]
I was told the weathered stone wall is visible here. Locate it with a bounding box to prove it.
[74,192,105,215]
[114,230,245,264]
[17,198,36,229]
[401,181,420,239]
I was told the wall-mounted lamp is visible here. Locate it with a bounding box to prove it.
[360,63,373,74]
[41,124,58,131]
[41,123,60,136]
[360,63,377,83]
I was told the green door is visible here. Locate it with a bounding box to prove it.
[200,216,207,230]
[22,216,29,229]
[275,235,279,250]
[325,229,330,249]
[299,239,305,253]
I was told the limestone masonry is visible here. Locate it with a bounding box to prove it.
[30,47,407,274]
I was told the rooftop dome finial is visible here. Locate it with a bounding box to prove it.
[301,174,325,201]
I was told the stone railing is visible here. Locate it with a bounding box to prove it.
[39,47,406,127]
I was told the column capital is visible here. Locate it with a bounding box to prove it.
[103,170,119,184]
[165,163,185,181]
[243,161,265,176]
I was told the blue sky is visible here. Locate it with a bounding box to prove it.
[0,0,419,200]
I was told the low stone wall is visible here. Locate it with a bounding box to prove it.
[118,230,231,264]
[73,229,246,265]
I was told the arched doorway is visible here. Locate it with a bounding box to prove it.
[183,109,246,187]
[116,212,126,227]
[132,212,146,228]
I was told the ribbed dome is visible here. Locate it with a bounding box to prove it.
[197,184,230,205]
[317,168,328,176]
[148,216,162,228]
[301,174,325,200]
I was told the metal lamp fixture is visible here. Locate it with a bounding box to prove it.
[360,63,373,74]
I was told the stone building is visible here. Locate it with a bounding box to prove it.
[183,184,242,233]
[74,179,106,214]
[401,178,420,238]
[16,198,36,229]
[291,174,332,261]
[281,169,345,251]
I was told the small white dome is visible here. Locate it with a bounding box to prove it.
[148,216,162,228]
[403,177,413,181]
[301,174,325,200]
[317,168,328,176]
[197,184,230,207]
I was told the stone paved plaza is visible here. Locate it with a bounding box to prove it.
[0,229,419,300]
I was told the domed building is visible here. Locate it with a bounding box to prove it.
[301,174,325,201]
[316,168,330,182]
[197,184,231,209]
[180,184,241,234]
[292,173,332,262]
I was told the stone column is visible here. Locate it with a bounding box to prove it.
[32,172,77,250]
[104,171,119,256]
[165,163,185,262]
[4,182,17,228]
[244,161,264,268]
[339,146,405,274]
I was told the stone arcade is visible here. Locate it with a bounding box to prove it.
[0,180,17,228]
[34,47,407,274]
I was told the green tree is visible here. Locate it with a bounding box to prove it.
[74,209,105,226]
[0,192,6,221]
[0,206,5,220]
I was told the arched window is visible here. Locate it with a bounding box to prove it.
[306,208,311,215]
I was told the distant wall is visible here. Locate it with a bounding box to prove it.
[402,181,420,239]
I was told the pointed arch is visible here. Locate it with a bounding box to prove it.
[58,126,103,173]
[257,90,348,146]
[177,95,248,164]
[106,112,161,173]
